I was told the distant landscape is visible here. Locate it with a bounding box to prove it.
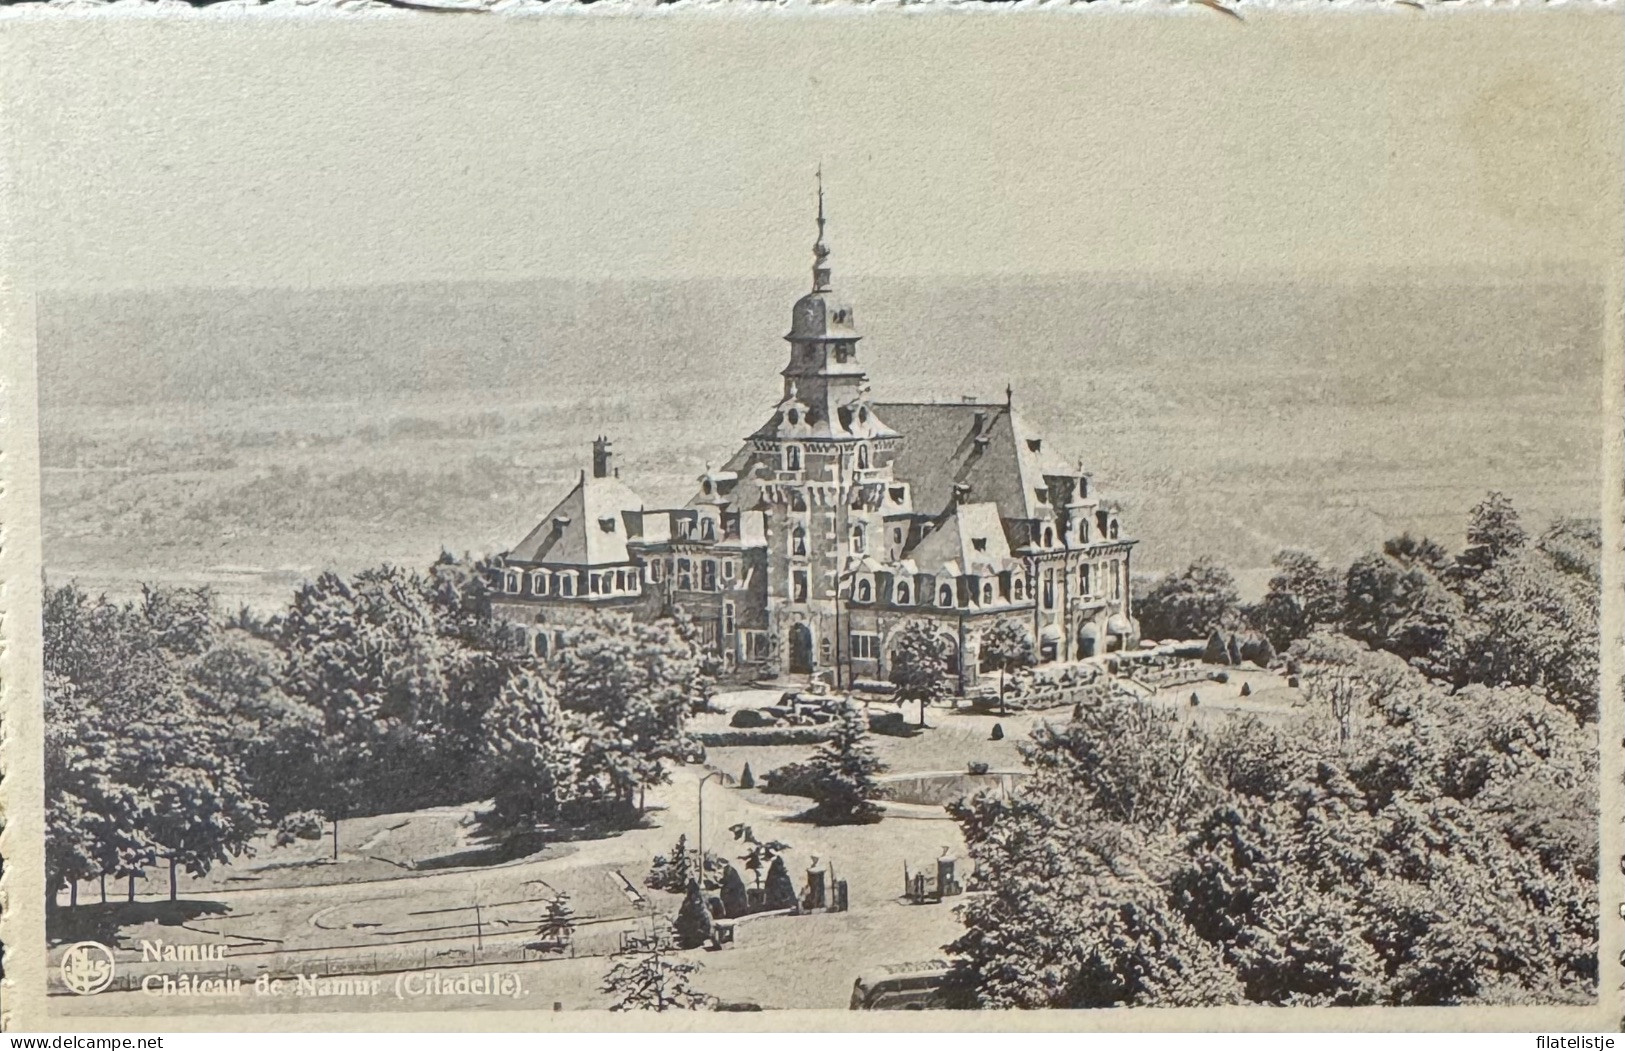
[37,270,1607,611]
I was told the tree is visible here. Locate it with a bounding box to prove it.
[672,879,715,949]
[729,824,789,890]
[979,619,1037,715]
[888,620,954,727]
[738,763,755,789]
[1455,491,1528,582]
[1203,630,1230,666]
[1248,550,1342,651]
[477,669,576,847]
[536,893,575,953]
[602,944,711,1011]
[806,700,886,824]
[719,864,749,918]
[764,855,798,911]
[1136,558,1241,642]
[548,613,704,821]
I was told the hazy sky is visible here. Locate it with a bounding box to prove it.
[1,10,1619,291]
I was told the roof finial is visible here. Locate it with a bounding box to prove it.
[1005,383,1014,408]
[812,166,831,293]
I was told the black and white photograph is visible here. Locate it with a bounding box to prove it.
[0,8,1619,1030]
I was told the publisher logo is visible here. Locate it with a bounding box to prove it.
[59,941,116,995]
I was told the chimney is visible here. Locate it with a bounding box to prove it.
[591,436,613,479]
[953,482,972,505]
[972,410,988,432]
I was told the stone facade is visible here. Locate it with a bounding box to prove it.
[492,184,1139,690]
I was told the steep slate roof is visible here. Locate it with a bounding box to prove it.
[905,501,1013,576]
[872,402,1052,523]
[508,472,647,566]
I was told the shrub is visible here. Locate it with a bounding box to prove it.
[765,856,798,911]
[274,810,326,847]
[1287,675,1301,688]
[673,880,715,949]
[1190,693,1201,707]
[729,708,774,729]
[761,761,821,798]
[692,727,832,748]
[990,723,1004,741]
[968,761,991,775]
[1240,681,1252,697]
[719,864,749,918]
[1203,630,1229,665]
[738,763,755,789]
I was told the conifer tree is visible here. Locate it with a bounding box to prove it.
[719,864,750,918]
[765,855,798,911]
[807,700,886,824]
[673,879,715,949]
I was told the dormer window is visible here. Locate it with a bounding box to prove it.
[677,519,694,539]
[889,486,905,504]
[504,570,521,594]
[1036,488,1049,505]
[700,518,716,541]
[558,572,576,597]
[1110,521,1120,540]
[1043,526,1055,547]
[784,444,803,471]
[855,578,873,603]
[599,516,617,533]
[787,409,800,426]
[981,582,994,605]
[1013,577,1026,602]
[531,570,550,596]
[938,583,956,608]
[895,581,912,605]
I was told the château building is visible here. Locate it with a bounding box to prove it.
[491,185,1139,690]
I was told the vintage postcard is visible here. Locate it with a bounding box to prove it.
[0,5,1620,1033]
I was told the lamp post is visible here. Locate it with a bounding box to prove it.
[696,771,723,890]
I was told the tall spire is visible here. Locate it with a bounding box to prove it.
[812,166,831,292]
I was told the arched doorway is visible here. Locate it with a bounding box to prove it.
[788,623,814,675]
[1077,623,1099,659]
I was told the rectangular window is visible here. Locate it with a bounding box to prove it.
[1080,564,1092,595]
[614,569,626,592]
[1112,560,1122,600]
[745,631,769,662]
[1043,569,1055,610]
[559,573,575,597]
[649,560,663,583]
[723,601,736,635]
[850,633,879,660]
[531,571,549,596]
[702,560,718,592]
[677,558,693,591]
[588,573,602,595]
[722,560,736,581]
[793,570,808,603]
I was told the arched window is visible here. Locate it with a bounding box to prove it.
[784,444,803,471]
[533,632,550,658]
[790,489,808,512]
[504,570,521,594]
[939,583,955,608]
[531,570,549,596]
[791,525,808,557]
[1110,521,1120,540]
[1013,576,1026,602]
[895,581,912,605]
[851,523,866,554]
[856,578,873,603]
[982,582,994,605]
[856,444,870,470]
[1044,526,1055,547]
[1079,520,1090,544]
